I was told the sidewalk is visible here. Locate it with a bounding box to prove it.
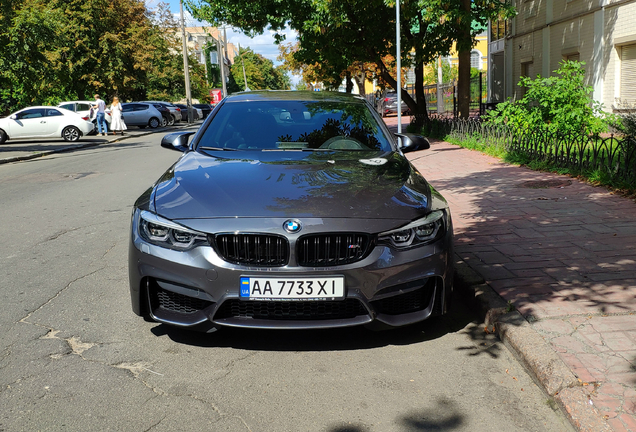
[390,114,635,431]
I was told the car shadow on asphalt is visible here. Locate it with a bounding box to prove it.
[149,292,489,353]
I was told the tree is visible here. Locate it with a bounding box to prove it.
[227,47,290,93]
[0,0,209,114]
[185,0,512,124]
[0,0,65,111]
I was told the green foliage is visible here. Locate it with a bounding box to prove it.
[227,48,290,93]
[484,61,614,136]
[186,0,514,121]
[446,134,507,158]
[0,0,210,115]
[423,62,481,85]
[614,112,636,137]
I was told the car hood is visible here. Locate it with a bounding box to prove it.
[152,150,432,220]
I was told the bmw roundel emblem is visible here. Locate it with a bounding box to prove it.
[283,219,302,233]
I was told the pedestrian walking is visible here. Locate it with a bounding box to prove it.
[109,96,127,135]
[92,94,108,136]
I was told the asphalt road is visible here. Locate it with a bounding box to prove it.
[0,129,574,432]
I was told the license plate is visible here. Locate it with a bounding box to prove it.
[239,276,345,300]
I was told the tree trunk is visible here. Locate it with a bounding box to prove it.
[345,71,353,93]
[412,60,428,129]
[457,50,471,118]
[375,57,427,127]
[354,71,366,96]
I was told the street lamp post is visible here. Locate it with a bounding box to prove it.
[396,0,402,134]
[180,0,193,123]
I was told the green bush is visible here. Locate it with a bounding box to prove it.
[484,60,615,136]
[616,112,636,137]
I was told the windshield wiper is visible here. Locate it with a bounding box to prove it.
[199,146,237,151]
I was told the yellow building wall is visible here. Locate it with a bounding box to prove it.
[446,34,488,71]
[362,34,488,93]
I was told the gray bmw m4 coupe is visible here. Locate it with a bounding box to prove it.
[129,91,453,333]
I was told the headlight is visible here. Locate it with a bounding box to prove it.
[138,210,208,250]
[379,210,445,248]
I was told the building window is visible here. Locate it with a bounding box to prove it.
[565,53,580,62]
[520,62,533,97]
[490,16,509,41]
[471,50,483,69]
[620,44,636,105]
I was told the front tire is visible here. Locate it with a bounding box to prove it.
[160,116,167,127]
[0,129,7,144]
[168,115,175,126]
[62,126,80,142]
[148,117,160,128]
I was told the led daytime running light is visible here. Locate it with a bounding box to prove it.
[139,211,207,250]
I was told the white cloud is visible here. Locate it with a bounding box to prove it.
[225,28,297,65]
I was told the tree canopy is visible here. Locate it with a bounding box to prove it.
[227,47,290,93]
[186,0,513,122]
[0,0,208,114]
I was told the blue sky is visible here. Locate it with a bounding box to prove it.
[146,0,298,66]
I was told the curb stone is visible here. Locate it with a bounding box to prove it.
[453,254,613,432]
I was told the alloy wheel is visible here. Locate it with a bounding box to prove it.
[62,126,80,142]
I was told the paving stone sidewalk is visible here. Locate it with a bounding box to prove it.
[407,136,636,432]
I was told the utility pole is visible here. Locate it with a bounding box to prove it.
[242,59,250,91]
[219,27,227,98]
[217,36,226,98]
[180,0,193,123]
[437,56,443,116]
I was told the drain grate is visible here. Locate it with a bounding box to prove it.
[517,179,572,189]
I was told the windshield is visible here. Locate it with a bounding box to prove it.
[196,100,392,152]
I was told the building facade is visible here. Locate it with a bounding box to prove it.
[488,0,636,112]
[174,27,238,85]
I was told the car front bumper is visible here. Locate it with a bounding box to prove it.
[128,210,454,331]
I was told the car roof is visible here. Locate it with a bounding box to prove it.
[58,101,94,104]
[224,90,367,104]
[17,106,71,110]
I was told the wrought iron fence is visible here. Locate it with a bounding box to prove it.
[427,117,636,183]
[366,72,487,118]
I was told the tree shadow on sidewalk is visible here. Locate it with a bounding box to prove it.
[409,145,636,323]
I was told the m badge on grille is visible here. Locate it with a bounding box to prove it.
[283,219,302,233]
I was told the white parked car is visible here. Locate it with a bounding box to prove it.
[0,106,95,143]
[58,100,111,134]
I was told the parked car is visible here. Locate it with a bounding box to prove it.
[0,106,94,143]
[193,103,213,119]
[58,100,111,134]
[173,104,203,121]
[148,103,172,127]
[120,103,163,129]
[128,91,453,333]
[143,101,181,124]
[380,91,410,117]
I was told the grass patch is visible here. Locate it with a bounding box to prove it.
[425,132,636,195]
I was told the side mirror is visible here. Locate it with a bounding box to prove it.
[161,131,196,152]
[395,132,430,153]
[9,114,17,120]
